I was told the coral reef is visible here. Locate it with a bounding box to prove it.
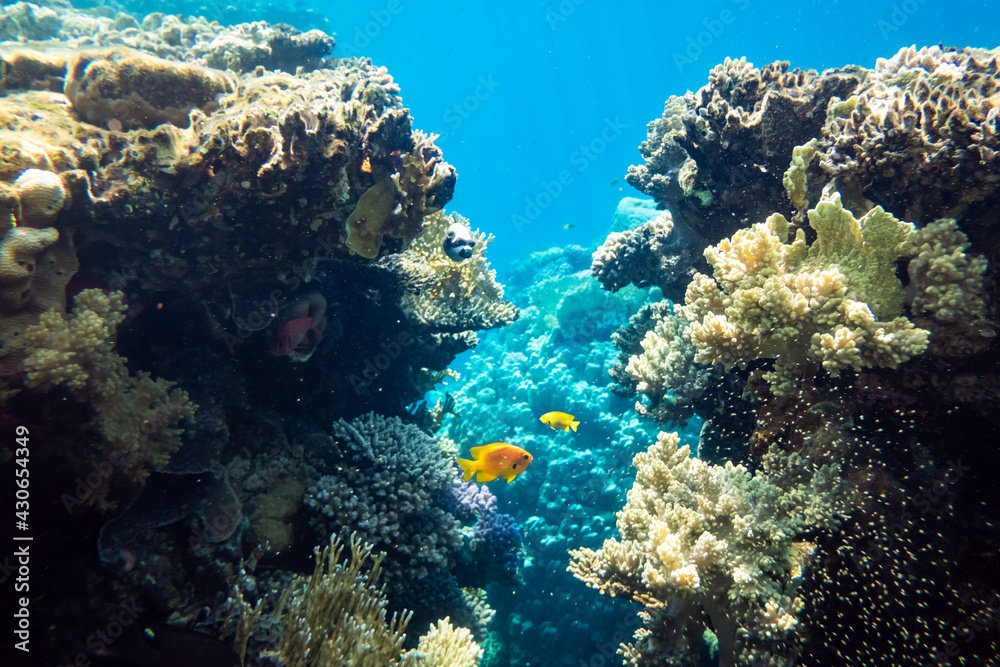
[24,289,197,483]
[583,48,1000,667]
[0,13,512,666]
[402,617,484,667]
[269,534,412,666]
[677,194,928,395]
[303,414,463,599]
[591,210,696,301]
[1,3,334,72]
[64,47,236,130]
[570,432,847,667]
[626,57,862,257]
[812,46,1000,239]
[391,210,518,332]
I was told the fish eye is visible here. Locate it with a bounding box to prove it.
[523,454,529,459]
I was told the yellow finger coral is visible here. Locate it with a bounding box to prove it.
[677,193,929,395]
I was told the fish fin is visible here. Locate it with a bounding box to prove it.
[476,470,498,483]
[505,473,517,483]
[570,420,579,432]
[469,444,493,457]
[457,458,477,482]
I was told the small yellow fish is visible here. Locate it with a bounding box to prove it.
[563,223,575,230]
[539,411,579,432]
[457,443,533,484]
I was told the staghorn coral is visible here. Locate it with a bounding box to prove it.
[23,289,196,482]
[676,193,928,395]
[569,432,847,667]
[303,413,463,602]
[391,210,517,332]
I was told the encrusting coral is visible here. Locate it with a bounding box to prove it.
[1,3,335,74]
[813,45,1000,233]
[676,193,929,395]
[23,289,196,483]
[569,432,847,667]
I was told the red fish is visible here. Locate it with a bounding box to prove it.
[268,295,326,357]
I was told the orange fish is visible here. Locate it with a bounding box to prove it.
[457,443,533,484]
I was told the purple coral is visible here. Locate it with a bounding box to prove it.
[449,472,498,520]
[471,511,523,579]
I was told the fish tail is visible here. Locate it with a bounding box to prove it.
[570,420,579,432]
[457,458,477,482]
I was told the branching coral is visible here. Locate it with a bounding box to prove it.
[270,533,412,667]
[907,218,995,356]
[303,413,463,600]
[23,289,196,481]
[391,210,517,332]
[569,432,846,667]
[676,194,929,395]
[401,617,484,667]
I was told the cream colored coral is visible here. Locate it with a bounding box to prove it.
[570,432,846,666]
[625,306,709,399]
[676,194,929,394]
[401,617,483,667]
[396,210,517,332]
[14,169,66,227]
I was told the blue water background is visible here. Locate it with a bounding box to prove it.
[321,0,998,276]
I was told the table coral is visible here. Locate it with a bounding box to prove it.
[569,432,846,667]
[676,193,929,395]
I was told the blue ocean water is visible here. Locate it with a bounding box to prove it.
[322,0,1000,274]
